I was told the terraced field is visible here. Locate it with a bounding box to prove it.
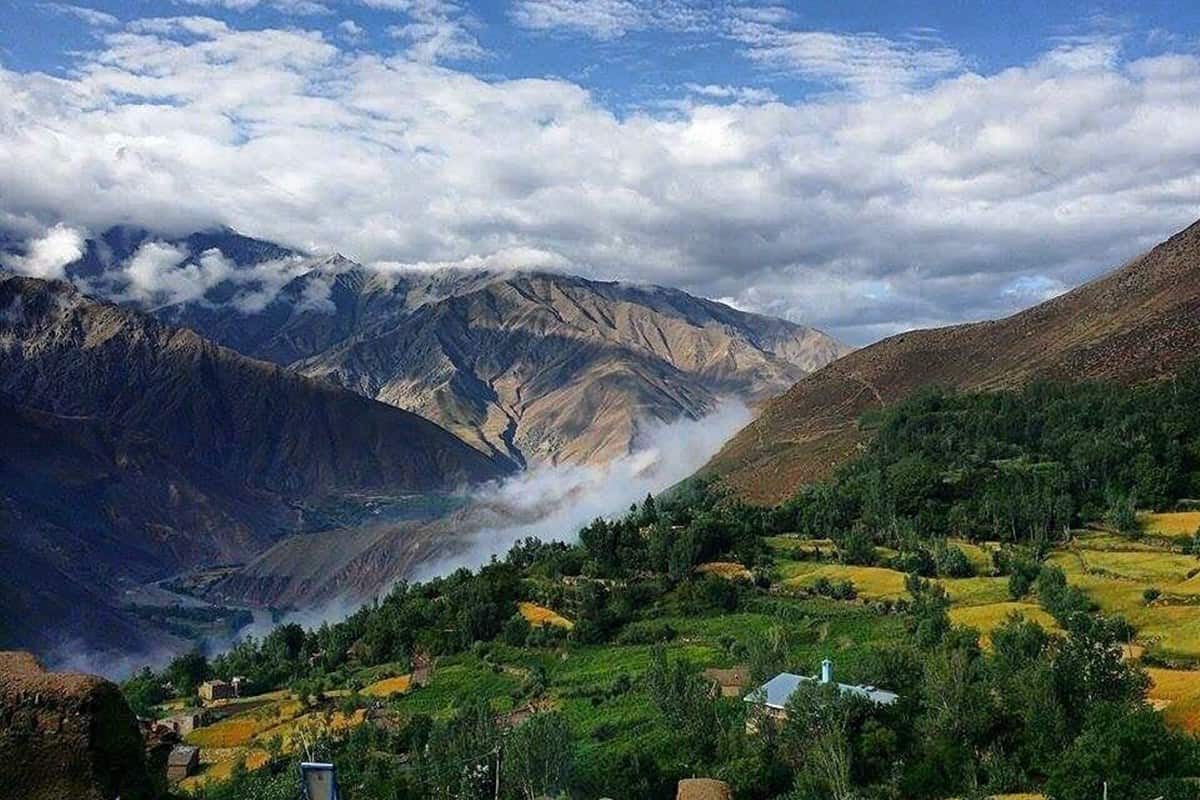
[186,698,305,748]
[1141,511,1200,538]
[781,563,909,599]
[179,692,370,789]
[949,602,1060,643]
[362,674,412,697]
[1148,667,1200,731]
[1047,532,1200,661]
[695,561,753,580]
[519,601,575,629]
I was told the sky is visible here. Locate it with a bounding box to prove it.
[1,1,1200,344]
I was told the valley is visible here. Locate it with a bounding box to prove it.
[107,339,1200,799]
[0,230,844,664]
[6,6,1200,799]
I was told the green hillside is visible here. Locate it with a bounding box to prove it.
[132,376,1200,800]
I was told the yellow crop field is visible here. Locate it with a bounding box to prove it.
[262,708,367,749]
[948,602,1059,642]
[186,699,304,748]
[1148,668,1200,731]
[1141,511,1200,538]
[948,539,995,574]
[696,561,753,580]
[179,748,270,791]
[518,601,574,629]
[363,674,412,697]
[1045,543,1200,658]
[784,565,908,599]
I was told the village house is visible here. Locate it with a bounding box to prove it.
[745,659,898,730]
[198,678,235,703]
[158,708,207,737]
[166,745,200,782]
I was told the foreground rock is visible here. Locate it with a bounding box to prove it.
[0,651,159,800]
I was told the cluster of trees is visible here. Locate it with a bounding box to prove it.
[637,594,1199,800]
[778,375,1200,550]
[125,491,767,713]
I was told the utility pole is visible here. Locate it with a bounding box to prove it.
[493,745,501,800]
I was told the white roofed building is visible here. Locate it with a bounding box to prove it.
[745,659,897,730]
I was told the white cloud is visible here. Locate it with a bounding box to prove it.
[338,19,365,41]
[39,2,119,27]
[414,400,752,579]
[174,0,333,15]
[510,0,710,40]
[366,0,483,62]
[1,224,87,280]
[510,0,645,40]
[683,82,778,104]
[2,20,1200,343]
[726,12,965,95]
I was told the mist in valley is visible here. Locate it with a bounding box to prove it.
[49,401,750,679]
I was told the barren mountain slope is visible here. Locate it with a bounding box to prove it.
[165,264,851,467]
[0,400,287,654]
[702,218,1200,505]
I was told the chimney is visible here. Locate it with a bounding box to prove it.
[820,659,833,684]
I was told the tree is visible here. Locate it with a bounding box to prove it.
[905,574,951,648]
[779,681,857,800]
[644,646,722,766]
[122,667,168,717]
[504,712,574,800]
[166,649,209,698]
[1044,703,1200,800]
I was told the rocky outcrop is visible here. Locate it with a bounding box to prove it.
[0,651,157,800]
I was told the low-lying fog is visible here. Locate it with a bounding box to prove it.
[51,401,750,678]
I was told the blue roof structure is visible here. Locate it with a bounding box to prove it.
[747,667,898,710]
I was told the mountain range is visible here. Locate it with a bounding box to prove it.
[8,217,1198,663]
[0,227,847,658]
[148,241,849,468]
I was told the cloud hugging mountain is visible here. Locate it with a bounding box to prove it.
[50,225,851,469]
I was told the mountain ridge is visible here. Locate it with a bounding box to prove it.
[701,217,1200,505]
[140,239,851,467]
[0,272,510,656]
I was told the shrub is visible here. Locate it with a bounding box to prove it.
[1142,587,1161,604]
[894,547,936,577]
[934,544,973,578]
[615,621,677,645]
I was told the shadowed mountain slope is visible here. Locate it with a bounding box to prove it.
[702,218,1200,505]
[0,273,508,496]
[0,273,510,656]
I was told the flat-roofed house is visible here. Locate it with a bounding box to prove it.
[198,679,234,703]
[159,708,206,736]
[166,745,200,782]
